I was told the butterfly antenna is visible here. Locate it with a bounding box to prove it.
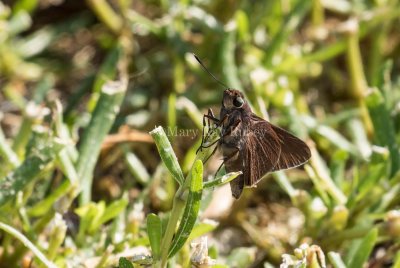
[193,53,229,89]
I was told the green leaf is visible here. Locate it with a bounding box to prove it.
[0,125,20,170]
[304,117,359,156]
[128,10,162,36]
[93,45,123,93]
[0,130,64,207]
[8,11,31,36]
[356,163,385,202]
[131,255,153,265]
[328,252,347,268]
[75,202,103,239]
[307,151,347,205]
[273,171,296,198]
[13,0,39,14]
[78,77,127,205]
[203,171,242,189]
[176,96,203,129]
[393,251,400,268]
[94,198,129,231]
[28,180,71,217]
[74,199,129,235]
[346,228,378,268]
[32,73,55,104]
[366,88,400,176]
[226,247,257,268]
[330,150,349,186]
[150,126,185,185]
[220,27,241,89]
[168,160,203,258]
[118,257,134,268]
[147,213,162,261]
[188,220,219,241]
[235,10,250,42]
[124,150,150,185]
[346,118,371,160]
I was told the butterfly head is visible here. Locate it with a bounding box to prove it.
[222,89,250,111]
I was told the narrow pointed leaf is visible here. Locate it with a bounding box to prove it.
[147,213,162,261]
[168,160,203,257]
[346,228,378,268]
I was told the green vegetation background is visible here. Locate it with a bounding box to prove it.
[0,0,399,267]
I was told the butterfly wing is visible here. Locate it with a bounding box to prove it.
[269,123,311,171]
[226,113,281,198]
[243,114,311,187]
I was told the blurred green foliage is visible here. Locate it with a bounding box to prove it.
[0,0,400,267]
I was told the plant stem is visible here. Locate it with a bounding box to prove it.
[86,0,123,34]
[160,188,187,267]
[345,19,373,135]
[311,0,324,26]
[0,221,57,268]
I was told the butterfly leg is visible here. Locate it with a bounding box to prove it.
[203,110,222,146]
[202,142,219,164]
[204,109,220,141]
[201,138,220,148]
[197,109,219,154]
[201,113,228,152]
[205,108,217,126]
[197,115,207,154]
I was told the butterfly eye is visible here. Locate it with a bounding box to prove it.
[233,96,244,108]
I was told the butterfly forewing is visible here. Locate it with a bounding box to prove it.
[242,114,311,187]
[270,124,311,171]
[243,119,280,186]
